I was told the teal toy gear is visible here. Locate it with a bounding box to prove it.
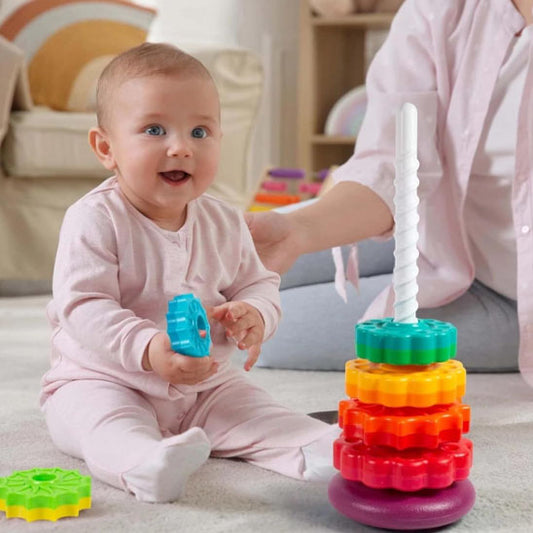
[355,318,457,365]
[166,293,211,357]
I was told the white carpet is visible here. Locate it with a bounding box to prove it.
[1,295,533,532]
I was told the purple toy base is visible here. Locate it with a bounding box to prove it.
[328,474,475,531]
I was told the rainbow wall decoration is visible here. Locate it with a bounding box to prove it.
[0,0,155,110]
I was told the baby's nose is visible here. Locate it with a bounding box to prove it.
[167,137,192,158]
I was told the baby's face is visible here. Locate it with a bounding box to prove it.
[103,73,222,230]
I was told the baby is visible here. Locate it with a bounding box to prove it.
[40,43,336,503]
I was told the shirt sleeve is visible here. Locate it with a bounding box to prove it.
[51,202,160,372]
[221,212,282,341]
[333,0,450,214]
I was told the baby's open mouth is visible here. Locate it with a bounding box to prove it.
[159,170,190,182]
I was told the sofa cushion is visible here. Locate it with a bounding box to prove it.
[0,0,155,111]
[3,107,109,178]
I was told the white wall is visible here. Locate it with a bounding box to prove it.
[136,0,300,188]
[236,1,300,177]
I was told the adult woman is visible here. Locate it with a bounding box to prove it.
[247,0,533,382]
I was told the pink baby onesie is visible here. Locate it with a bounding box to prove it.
[41,177,334,500]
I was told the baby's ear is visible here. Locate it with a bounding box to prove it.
[88,127,116,170]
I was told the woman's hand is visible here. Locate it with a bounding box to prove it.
[244,210,300,274]
[246,183,394,273]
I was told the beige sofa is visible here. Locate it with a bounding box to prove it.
[0,36,263,281]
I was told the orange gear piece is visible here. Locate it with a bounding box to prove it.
[345,359,466,407]
[338,399,470,449]
[254,193,301,205]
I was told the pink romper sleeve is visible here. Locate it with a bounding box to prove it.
[51,202,160,372]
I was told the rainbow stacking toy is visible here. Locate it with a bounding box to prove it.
[328,104,476,530]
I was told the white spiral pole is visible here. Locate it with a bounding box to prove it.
[393,103,420,324]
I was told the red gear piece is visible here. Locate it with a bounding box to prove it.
[333,436,473,491]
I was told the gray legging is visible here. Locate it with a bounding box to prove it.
[257,239,519,373]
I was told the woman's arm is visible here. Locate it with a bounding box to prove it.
[289,181,393,253]
[246,181,393,274]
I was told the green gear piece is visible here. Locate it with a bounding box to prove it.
[0,468,91,521]
[355,318,457,365]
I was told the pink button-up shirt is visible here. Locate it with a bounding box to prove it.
[333,0,533,384]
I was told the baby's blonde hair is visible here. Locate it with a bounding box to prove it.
[96,42,214,128]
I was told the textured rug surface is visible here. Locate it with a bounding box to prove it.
[1,295,533,532]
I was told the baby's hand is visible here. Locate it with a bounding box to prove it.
[208,302,265,371]
[143,332,218,385]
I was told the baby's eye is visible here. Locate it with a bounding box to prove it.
[145,125,166,136]
[191,127,208,139]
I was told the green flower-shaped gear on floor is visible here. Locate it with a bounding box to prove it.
[356,318,457,365]
[0,468,91,521]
